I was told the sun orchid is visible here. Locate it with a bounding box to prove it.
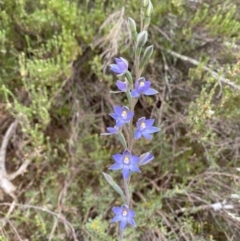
[110,57,128,75]
[101,2,159,238]
[134,117,160,140]
[110,205,136,231]
[109,149,141,179]
[131,77,158,98]
[116,80,128,92]
[109,106,134,127]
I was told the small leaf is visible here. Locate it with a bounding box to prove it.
[100,132,112,136]
[109,90,123,94]
[117,132,127,149]
[102,172,126,202]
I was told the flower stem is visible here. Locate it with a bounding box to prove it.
[119,231,124,241]
[124,178,130,206]
[135,55,141,80]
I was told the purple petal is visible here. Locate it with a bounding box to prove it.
[142,131,152,140]
[115,58,122,64]
[144,119,154,127]
[134,130,142,139]
[113,106,123,116]
[110,64,121,74]
[112,206,122,215]
[126,110,134,120]
[119,57,128,67]
[147,126,161,133]
[116,119,125,127]
[122,106,130,111]
[112,154,123,163]
[143,88,158,95]
[135,77,145,88]
[116,80,127,92]
[123,149,131,156]
[140,152,154,165]
[128,209,136,218]
[131,89,140,98]
[106,127,118,134]
[122,167,130,179]
[115,57,128,70]
[109,113,118,119]
[136,117,146,127]
[144,80,151,88]
[128,218,136,227]
[131,155,140,164]
[120,219,128,231]
[109,163,122,170]
[110,215,122,223]
[137,80,151,93]
[130,164,141,173]
[118,62,127,73]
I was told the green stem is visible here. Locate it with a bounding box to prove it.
[124,178,130,206]
[119,231,124,241]
[118,6,146,241]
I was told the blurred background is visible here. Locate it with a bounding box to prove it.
[0,0,240,240]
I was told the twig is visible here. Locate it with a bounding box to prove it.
[160,47,240,91]
[8,159,31,181]
[0,121,18,199]
[0,120,43,226]
[0,202,79,241]
[7,219,24,241]
[175,201,233,215]
[48,216,58,241]
[0,120,18,177]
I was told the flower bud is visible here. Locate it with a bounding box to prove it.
[128,17,136,32]
[142,0,149,8]
[136,31,148,49]
[128,17,137,42]
[140,45,154,69]
[146,1,153,17]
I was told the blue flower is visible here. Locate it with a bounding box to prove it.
[110,205,136,231]
[131,77,158,98]
[109,106,134,127]
[134,117,160,140]
[139,151,154,166]
[109,149,141,179]
[110,57,128,75]
[101,126,119,136]
[116,80,128,92]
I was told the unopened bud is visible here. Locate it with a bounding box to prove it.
[128,17,137,42]
[136,31,148,49]
[142,0,149,8]
[128,17,136,32]
[146,1,153,17]
[140,45,154,69]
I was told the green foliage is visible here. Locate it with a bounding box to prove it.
[86,216,115,241]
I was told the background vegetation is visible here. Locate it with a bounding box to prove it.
[0,0,240,240]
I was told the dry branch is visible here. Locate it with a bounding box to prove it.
[161,47,240,91]
[0,120,18,198]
